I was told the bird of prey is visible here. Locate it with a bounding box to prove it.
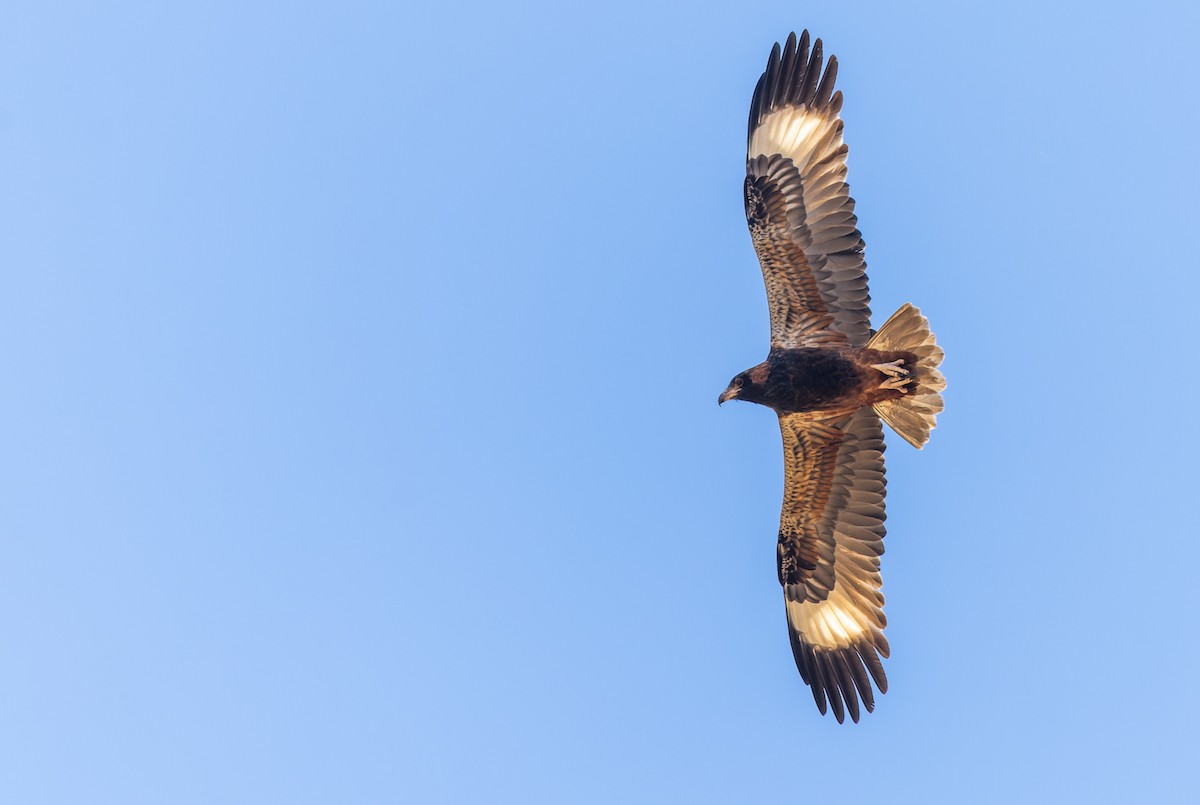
[718,31,946,723]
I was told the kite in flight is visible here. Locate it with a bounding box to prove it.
[718,31,946,723]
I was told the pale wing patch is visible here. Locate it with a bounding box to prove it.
[786,579,874,647]
[749,107,843,174]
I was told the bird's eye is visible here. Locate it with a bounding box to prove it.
[734,377,744,388]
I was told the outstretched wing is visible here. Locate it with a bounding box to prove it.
[746,31,871,349]
[777,407,888,723]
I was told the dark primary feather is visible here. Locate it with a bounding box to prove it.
[789,638,890,725]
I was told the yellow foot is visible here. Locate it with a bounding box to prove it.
[874,359,911,393]
[872,359,907,378]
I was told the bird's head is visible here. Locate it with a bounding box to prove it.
[719,364,769,406]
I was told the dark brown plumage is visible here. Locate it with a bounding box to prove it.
[718,31,947,723]
[728,347,918,414]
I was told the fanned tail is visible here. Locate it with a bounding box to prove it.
[867,303,945,449]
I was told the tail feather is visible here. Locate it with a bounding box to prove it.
[867,303,945,449]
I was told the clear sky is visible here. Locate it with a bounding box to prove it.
[2,1,1198,803]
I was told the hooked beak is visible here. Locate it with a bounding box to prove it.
[718,385,739,406]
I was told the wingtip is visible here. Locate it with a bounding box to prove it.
[768,40,781,69]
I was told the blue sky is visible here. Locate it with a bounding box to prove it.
[2,1,1198,802]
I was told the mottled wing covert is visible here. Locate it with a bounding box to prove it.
[777,407,889,723]
[746,31,871,348]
